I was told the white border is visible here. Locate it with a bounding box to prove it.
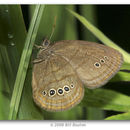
[0,0,130,4]
[1,121,130,130]
[0,2,130,130]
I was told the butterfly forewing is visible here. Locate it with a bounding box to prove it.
[52,40,123,89]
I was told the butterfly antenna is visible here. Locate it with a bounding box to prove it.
[49,16,57,41]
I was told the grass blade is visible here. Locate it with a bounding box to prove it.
[8,5,45,120]
[0,5,27,120]
[105,111,130,120]
[67,9,130,63]
[82,88,130,112]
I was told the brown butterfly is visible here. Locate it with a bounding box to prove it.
[32,39,123,112]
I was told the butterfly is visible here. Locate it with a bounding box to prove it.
[32,39,123,112]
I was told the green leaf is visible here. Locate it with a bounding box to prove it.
[43,105,83,120]
[30,5,78,45]
[0,5,27,91]
[8,5,45,120]
[110,62,130,82]
[105,111,130,120]
[0,53,10,119]
[18,69,43,120]
[0,5,27,120]
[82,88,130,112]
[67,9,130,64]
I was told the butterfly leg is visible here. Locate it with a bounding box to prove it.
[34,44,43,49]
[32,58,45,64]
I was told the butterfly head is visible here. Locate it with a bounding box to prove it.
[40,39,50,50]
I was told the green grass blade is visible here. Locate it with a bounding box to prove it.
[105,112,130,120]
[80,5,98,42]
[82,88,130,112]
[18,68,44,120]
[0,5,27,92]
[67,9,130,63]
[0,5,27,120]
[8,5,45,120]
[0,53,10,119]
[109,62,130,82]
[34,5,78,43]
[63,5,78,40]
[87,107,104,120]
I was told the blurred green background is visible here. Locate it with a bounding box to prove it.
[0,5,130,120]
